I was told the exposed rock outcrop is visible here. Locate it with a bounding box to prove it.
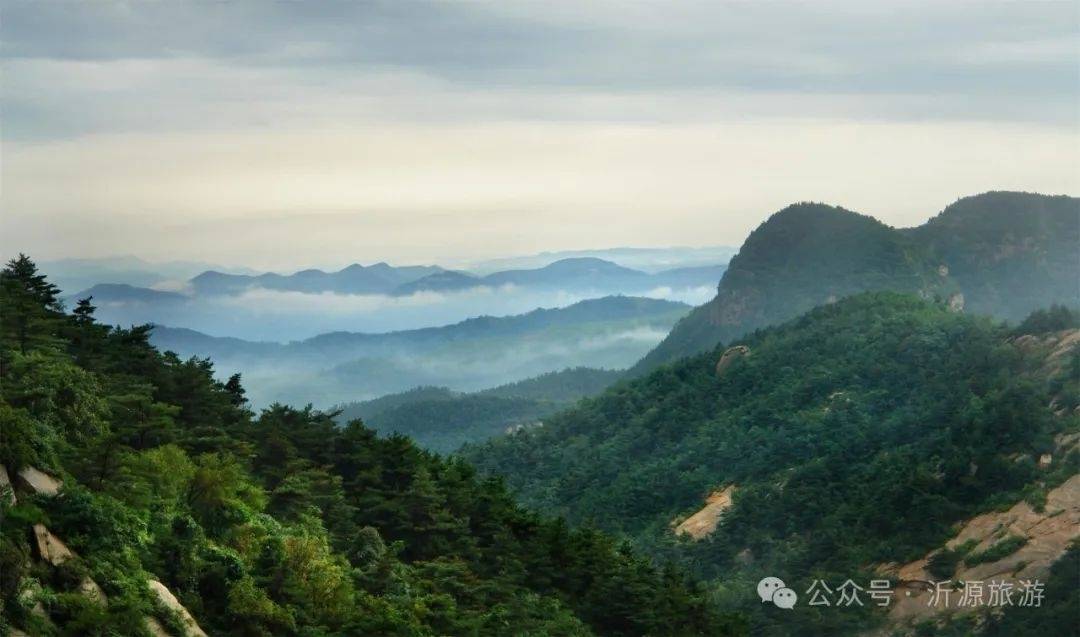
[878,474,1080,631]
[32,524,74,566]
[715,346,750,377]
[147,579,208,637]
[947,292,964,312]
[29,524,108,609]
[673,485,736,540]
[17,467,62,497]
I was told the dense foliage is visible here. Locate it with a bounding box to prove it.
[0,256,743,636]
[479,368,624,403]
[1012,304,1080,335]
[339,394,552,454]
[466,292,1079,634]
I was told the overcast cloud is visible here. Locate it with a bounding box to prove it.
[3,1,1077,269]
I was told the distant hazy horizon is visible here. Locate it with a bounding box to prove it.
[4,2,1077,269]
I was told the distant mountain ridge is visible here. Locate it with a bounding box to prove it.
[73,257,727,304]
[188,257,724,297]
[74,283,188,304]
[631,191,1079,375]
[150,295,689,407]
[190,262,445,296]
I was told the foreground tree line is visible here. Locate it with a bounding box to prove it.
[0,255,744,636]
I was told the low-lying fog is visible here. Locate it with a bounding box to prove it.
[88,283,715,341]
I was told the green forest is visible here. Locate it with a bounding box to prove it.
[0,256,743,636]
[466,292,1080,634]
[335,368,623,453]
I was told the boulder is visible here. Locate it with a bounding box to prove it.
[32,524,74,566]
[147,579,208,637]
[17,467,62,497]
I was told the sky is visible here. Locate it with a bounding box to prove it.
[3,1,1078,270]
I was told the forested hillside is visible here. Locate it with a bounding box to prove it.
[633,192,1079,375]
[467,293,1080,634]
[336,368,623,453]
[0,257,743,637]
[910,191,1080,320]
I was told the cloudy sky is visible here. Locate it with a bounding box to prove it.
[3,1,1078,270]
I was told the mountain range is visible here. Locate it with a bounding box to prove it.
[149,296,688,407]
[75,257,725,302]
[631,191,1079,375]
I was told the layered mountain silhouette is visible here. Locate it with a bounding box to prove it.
[189,262,445,296]
[631,191,1079,375]
[75,257,726,303]
[150,295,688,407]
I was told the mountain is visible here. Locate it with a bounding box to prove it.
[71,283,188,304]
[335,367,624,453]
[391,270,479,295]
[183,258,728,299]
[631,192,1078,375]
[908,191,1080,320]
[466,245,738,274]
[465,292,1080,635]
[39,256,255,296]
[481,257,647,288]
[647,264,728,289]
[0,256,742,636]
[631,202,948,373]
[150,296,688,407]
[391,258,727,297]
[190,262,445,295]
[70,256,724,342]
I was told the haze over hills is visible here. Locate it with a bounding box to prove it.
[463,246,738,275]
[632,191,1079,375]
[38,256,258,296]
[149,296,688,407]
[68,256,725,341]
[189,262,446,296]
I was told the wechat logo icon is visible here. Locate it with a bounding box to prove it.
[758,576,797,609]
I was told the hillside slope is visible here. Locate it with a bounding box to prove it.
[466,293,1079,635]
[632,192,1078,376]
[909,191,1080,321]
[335,368,624,453]
[0,256,743,637]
